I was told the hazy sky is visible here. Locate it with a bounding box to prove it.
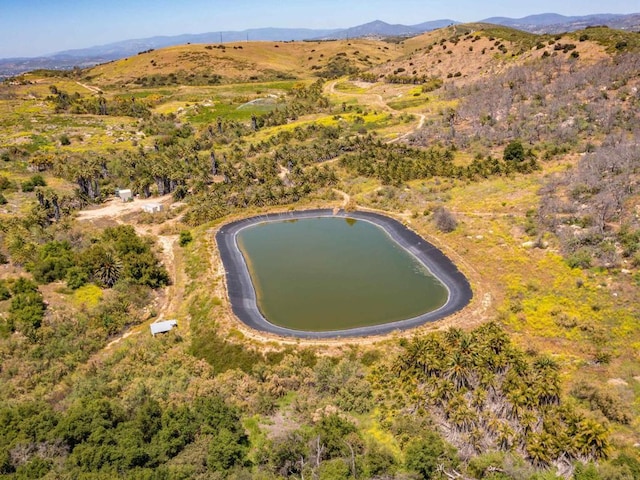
[1,0,638,58]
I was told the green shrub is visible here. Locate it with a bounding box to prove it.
[21,174,47,192]
[503,140,525,163]
[573,463,601,480]
[179,231,193,247]
[65,266,89,290]
[0,175,12,190]
[29,175,46,187]
[567,248,592,269]
[405,431,457,479]
[28,241,75,283]
[9,278,46,340]
[0,281,11,301]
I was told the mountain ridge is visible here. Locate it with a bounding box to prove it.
[0,12,638,77]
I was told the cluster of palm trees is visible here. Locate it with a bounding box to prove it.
[256,80,330,129]
[47,86,152,118]
[340,138,541,186]
[393,323,609,469]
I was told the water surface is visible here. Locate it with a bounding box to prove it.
[237,217,448,331]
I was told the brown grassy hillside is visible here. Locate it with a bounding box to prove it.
[85,39,404,87]
[80,24,638,90]
[376,24,610,84]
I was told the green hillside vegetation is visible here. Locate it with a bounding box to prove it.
[0,23,639,479]
[569,27,640,53]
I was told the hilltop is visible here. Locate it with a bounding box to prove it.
[84,39,404,87]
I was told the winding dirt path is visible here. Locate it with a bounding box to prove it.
[77,194,183,350]
[324,80,392,113]
[323,79,426,142]
[332,188,351,212]
[76,81,102,95]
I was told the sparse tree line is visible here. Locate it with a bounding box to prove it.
[313,54,361,79]
[409,54,640,151]
[350,71,444,90]
[133,71,222,87]
[538,135,640,270]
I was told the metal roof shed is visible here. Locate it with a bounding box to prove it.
[142,203,163,213]
[118,189,133,202]
[150,320,177,336]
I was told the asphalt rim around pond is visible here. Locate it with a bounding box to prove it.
[216,209,473,339]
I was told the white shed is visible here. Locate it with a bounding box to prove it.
[118,189,133,202]
[150,319,177,336]
[142,202,163,213]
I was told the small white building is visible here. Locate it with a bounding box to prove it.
[150,319,177,336]
[142,202,163,213]
[118,189,133,202]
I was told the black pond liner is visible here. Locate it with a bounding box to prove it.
[216,209,473,339]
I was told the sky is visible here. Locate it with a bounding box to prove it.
[1,0,638,58]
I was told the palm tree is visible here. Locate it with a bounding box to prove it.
[444,327,464,349]
[446,393,477,432]
[471,388,487,412]
[445,351,473,390]
[506,389,528,421]
[575,419,610,460]
[496,422,514,451]
[519,410,539,437]
[526,432,554,467]
[96,251,123,287]
[429,378,456,407]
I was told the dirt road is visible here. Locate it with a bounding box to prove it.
[77,194,183,349]
[323,79,426,142]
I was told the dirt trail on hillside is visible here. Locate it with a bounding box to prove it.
[76,81,102,94]
[325,80,391,113]
[324,79,425,142]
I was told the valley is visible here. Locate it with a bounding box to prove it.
[0,22,639,479]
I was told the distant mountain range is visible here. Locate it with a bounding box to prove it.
[482,12,640,33]
[1,12,638,78]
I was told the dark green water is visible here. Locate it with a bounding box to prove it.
[237,217,448,331]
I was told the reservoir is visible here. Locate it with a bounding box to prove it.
[216,210,472,338]
[237,216,448,331]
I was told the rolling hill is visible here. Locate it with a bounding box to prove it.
[1,12,638,78]
[0,21,639,479]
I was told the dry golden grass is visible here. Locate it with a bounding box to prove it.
[379,25,610,85]
[86,39,403,86]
